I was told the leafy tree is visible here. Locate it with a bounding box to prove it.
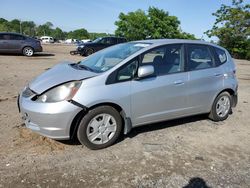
[52,27,66,40]
[67,28,89,39]
[115,7,195,41]
[115,10,151,40]
[89,32,109,40]
[148,7,180,39]
[21,21,36,36]
[205,0,250,59]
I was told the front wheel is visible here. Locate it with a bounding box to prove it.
[209,92,232,121]
[77,106,122,150]
[85,48,94,56]
[23,47,34,57]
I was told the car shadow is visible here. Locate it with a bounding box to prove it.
[57,114,209,146]
[123,114,208,140]
[0,53,55,57]
[33,53,55,57]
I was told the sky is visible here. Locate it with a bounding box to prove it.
[1,0,250,40]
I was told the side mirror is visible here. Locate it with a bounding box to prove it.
[137,65,154,78]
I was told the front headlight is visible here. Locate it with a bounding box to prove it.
[79,45,84,48]
[36,81,82,103]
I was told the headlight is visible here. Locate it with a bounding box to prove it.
[80,45,84,48]
[36,81,82,103]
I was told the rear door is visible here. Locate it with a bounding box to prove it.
[0,34,25,52]
[130,44,189,125]
[0,34,4,52]
[0,34,11,52]
[186,44,224,113]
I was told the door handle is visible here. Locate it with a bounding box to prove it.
[174,80,184,85]
[214,73,222,77]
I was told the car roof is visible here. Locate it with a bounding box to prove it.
[134,39,224,50]
[0,32,24,35]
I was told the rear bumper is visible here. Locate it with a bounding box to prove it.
[34,45,43,52]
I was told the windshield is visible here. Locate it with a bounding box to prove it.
[78,42,151,73]
[93,37,102,43]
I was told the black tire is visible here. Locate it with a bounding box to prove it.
[209,92,232,121]
[77,106,122,150]
[85,48,94,56]
[22,47,34,57]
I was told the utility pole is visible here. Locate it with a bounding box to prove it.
[19,20,22,34]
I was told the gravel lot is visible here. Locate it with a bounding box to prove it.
[0,44,249,188]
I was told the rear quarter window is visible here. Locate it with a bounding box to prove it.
[214,47,227,65]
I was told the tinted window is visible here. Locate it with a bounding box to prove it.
[141,44,184,75]
[110,37,117,44]
[187,45,214,71]
[10,34,25,40]
[117,59,138,81]
[0,34,11,40]
[214,47,227,64]
[100,38,108,44]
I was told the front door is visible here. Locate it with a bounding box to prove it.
[130,44,189,126]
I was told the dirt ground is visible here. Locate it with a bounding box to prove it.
[0,44,249,188]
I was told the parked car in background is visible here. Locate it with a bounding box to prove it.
[70,36,127,56]
[40,36,54,43]
[81,39,91,43]
[0,32,43,56]
[18,39,238,149]
[65,38,79,44]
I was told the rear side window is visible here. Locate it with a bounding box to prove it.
[187,44,214,71]
[214,47,227,65]
[0,34,10,40]
[10,34,25,40]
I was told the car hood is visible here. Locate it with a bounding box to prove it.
[29,62,98,94]
[78,42,96,47]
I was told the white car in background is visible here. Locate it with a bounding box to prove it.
[40,36,54,43]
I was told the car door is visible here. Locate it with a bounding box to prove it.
[130,44,189,126]
[8,34,25,52]
[185,44,224,114]
[0,34,11,52]
[0,34,4,52]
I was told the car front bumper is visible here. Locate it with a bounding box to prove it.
[18,94,82,140]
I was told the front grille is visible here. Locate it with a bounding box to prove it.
[22,87,36,98]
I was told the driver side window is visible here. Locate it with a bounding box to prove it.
[117,59,138,81]
[100,38,108,44]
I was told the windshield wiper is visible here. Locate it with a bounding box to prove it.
[78,64,95,72]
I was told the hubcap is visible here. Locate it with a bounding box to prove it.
[86,113,117,145]
[25,48,33,56]
[216,96,230,117]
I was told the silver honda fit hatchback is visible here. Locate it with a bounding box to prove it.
[18,39,238,149]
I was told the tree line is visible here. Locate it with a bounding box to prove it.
[0,18,109,40]
[0,1,249,59]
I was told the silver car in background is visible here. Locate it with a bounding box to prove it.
[18,39,238,149]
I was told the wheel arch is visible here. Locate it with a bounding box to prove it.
[210,88,237,111]
[69,102,132,140]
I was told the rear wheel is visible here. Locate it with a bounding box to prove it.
[23,47,34,57]
[77,106,122,150]
[209,92,232,121]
